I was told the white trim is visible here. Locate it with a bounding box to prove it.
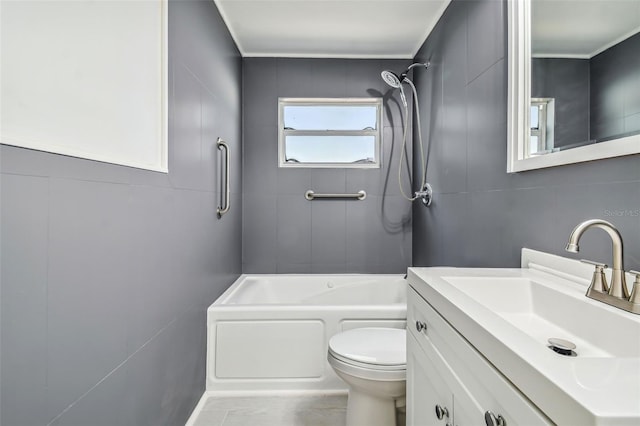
[212,0,246,56]
[214,0,450,60]
[507,0,640,173]
[160,0,168,172]
[589,26,640,58]
[531,53,590,59]
[242,52,414,59]
[532,26,640,60]
[507,0,531,173]
[509,134,640,172]
[410,0,452,58]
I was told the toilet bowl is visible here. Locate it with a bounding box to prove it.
[328,327,406,426]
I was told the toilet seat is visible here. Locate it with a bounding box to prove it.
[328,328,406,381]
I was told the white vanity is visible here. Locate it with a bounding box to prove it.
[406,249,640,425]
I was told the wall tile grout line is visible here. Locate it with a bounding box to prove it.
[46,311,185,425]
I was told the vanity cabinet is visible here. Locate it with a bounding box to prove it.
[407,286,552,426]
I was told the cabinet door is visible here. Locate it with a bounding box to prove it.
[408,286,552,426]
[407,333,454,426]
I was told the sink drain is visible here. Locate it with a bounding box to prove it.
[548,337,577,357]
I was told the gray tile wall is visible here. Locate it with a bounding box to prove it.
[531,58,590,148]
[590,33,640,141]
[242,58,414,273]
[412,0,640,271]
[0,1,242,425]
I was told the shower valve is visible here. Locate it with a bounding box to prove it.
[415,183,433,207]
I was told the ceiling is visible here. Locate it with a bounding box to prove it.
[212,0,451,58]
[532,0,640,58]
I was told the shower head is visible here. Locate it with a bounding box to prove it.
[381,70,402,88]
[381,62,430,89]
[381,70,407,107]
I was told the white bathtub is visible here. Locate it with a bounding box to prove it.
[206,274,407,392]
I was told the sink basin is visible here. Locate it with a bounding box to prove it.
[407,249,640,425]
[441,276,639,358]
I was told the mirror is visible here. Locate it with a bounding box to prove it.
[507,0,640,172]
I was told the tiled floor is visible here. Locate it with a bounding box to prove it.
[191,394,348,426]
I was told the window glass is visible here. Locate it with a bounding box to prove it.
[283,105,377,131]
[285,136,375,164]
[279,98,381,168]
[530,105,539,129]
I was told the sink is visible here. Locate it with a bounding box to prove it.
[440,276,639,358]
[407,249,640,425]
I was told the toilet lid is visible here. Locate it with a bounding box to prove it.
[328,328,406,368]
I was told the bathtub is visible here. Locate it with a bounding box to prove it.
[206,274,407,392]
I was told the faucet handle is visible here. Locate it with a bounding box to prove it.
[580,259,608,270]
[581,259,609,293]
[629,271,640,304]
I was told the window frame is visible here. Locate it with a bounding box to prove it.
[529,97,555,155]
[278,97,383,168]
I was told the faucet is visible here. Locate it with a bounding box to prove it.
[565,219,629,299]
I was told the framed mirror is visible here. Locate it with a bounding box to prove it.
[507,0,640,173]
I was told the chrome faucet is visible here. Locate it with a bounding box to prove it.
[565,219,629,299]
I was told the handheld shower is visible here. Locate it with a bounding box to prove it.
[381,70,407,106]
[380,62,432,205]
[381,63,429,107]
[380,70,402,88]
[381,62,429,87]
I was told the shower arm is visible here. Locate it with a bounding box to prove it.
[400,62,430,80]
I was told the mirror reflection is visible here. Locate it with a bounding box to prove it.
[528,0,640,157]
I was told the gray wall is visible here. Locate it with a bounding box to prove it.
[0,1,242,425]
[242,58,413,273]
[412,0,640,271]
[531,58,590,148]
[591,32,640,141]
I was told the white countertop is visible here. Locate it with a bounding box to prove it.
[407,249,640,426]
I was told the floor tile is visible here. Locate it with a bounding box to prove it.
[192,409,228,426]
[194,394,348,426]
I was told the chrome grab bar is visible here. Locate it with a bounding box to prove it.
[216,137,230,217]
[304,190,366,201]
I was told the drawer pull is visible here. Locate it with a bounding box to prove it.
[435,404,449,420]
[484,411,506,426]
[415,320,427,333]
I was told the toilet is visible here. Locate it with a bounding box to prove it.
[328,327,406,426]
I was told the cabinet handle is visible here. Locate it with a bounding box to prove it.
[435,404,449,420]
[484,411,507,426]
[416,320,427,333]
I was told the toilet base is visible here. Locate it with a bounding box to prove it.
[332,368,405,426]
[346,390,398,426]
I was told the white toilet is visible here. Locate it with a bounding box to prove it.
[328,327,406,426]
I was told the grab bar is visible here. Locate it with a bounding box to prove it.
[304,190,366,201]
[216,137,230,217]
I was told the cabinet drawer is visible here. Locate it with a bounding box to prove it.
[408,286,552,426]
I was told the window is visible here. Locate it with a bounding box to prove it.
[278,98,382,168]
[529,98,555,156]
